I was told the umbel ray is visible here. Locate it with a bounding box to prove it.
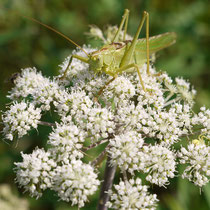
[22,9,176,98]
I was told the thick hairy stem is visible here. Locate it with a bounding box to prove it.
[97,157,116,210]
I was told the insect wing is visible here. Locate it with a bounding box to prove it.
[133,32,176,66]
[136,32,177,53]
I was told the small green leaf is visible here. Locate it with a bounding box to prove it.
[98,97,106,108]
[108,97,116,111]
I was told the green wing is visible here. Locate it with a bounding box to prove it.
[133,32,176,66]
[136,32,177,53]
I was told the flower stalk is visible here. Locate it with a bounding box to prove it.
[97,157,117,210]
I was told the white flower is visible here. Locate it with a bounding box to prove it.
[139,145,176,187]
[175,77,196,104]
[14,148,56,198]
[106,178,158,210]
[85,107,115,140]
[32,79,67,111]
[7,67,47,100]
[7,67,68,111]
[104,75,136,103]
[108,131,144,173]
[55,89,93,116]
[192,107,210,138]
[48,122,85,163]
[86,25,106,42]
[52,160,100,208]
[178,143,210,187]
[2,101,41,141]
[58,45,96,85]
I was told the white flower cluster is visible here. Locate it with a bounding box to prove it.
[53,160,100,208]
[192,106,210,138]
[2,101,41,140]
[108,131,144,173]
[55,88,115,140]
[14,148,100,207]
[87,25,133,44]
[48,121,85,163]
[139,145,176,186]
[8,67,47,99]
[108,134,176,186]
[58,46,96,84]
[105,74,136,102]
[175,77,196,104]
[106,178,158,210]
[7,67,67,111]
[160,74,196,106]
[178,143,210,187]
[14,148,57,198]
[2,44,210,209]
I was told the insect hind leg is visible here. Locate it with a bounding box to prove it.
[145,11,150,76]
[112,9,130,43]
[94,62,146,102]
[115,63,145,91]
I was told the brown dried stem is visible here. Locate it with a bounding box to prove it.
[97,156,116,210]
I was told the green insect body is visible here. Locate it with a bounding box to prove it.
[88,32,176,76]
[61,10,176,94]
[23,9,176,95]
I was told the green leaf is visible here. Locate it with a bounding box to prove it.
[98,97,106,108]
[108,97,116,111]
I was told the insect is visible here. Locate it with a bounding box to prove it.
[192,133,209,145]
[4,72,20,84]
[22,9,176,98]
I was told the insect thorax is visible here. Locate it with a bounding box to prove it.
[89,43,127,76]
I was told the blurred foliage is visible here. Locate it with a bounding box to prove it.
[0,0,209,209]
[0,184,29,210]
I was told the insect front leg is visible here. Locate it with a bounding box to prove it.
[94,76,117,102]
[112,9,130,43]
[60,54,89,80]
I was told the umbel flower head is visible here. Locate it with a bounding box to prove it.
[14,148,57,199]
[139,145,176,186]
[2,42,210,208]
[178,142,210,187]
[2,101,41,141]
[106,178,158,209]
[52,160,100,208]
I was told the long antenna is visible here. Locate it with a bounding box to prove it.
[21,15,89,57]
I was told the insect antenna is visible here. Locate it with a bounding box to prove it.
[21,15,89,57]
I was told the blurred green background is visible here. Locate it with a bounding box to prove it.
[0,0,210,209]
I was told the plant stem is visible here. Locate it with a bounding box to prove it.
[38,121,56,127]
[83,139,108,152]
[163,97,181,107]
[97,156,116,210]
